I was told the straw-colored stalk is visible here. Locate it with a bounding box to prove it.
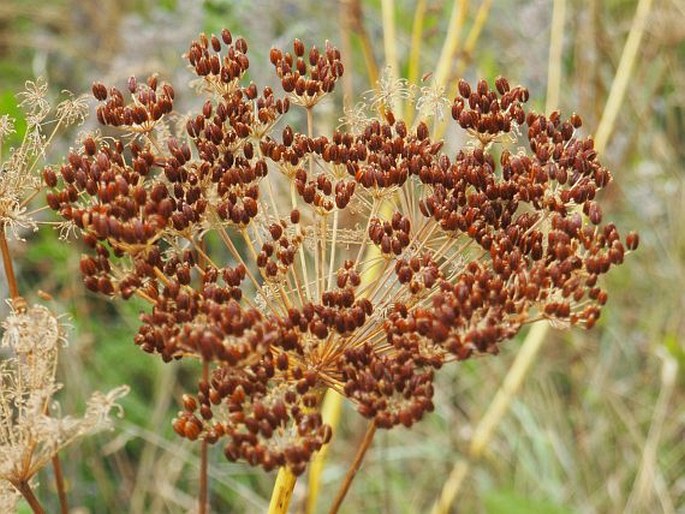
[305,391,344,514]
[268,467,298,514]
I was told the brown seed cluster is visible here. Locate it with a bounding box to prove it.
[173,365,332,475]
[369,212,411,255]
[92,75,174,131]
[46,29,637,476]
[270,38,344,106]
[451,76,528,141]
[187,29,250,91]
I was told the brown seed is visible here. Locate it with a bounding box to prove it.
[458,79,471,98]
[293,38,305,57]
[92,82,108,101]
[625,231,639,251]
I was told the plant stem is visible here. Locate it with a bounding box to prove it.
[346,0,379,88]
[407,0,428,87]
[52,455,68,514]
[0,226,20,300]
[434,0,468,91]
[329,421,377,514]
[198,360,209,514]
[380,0,400,112]
[12,480,46,514]
[594,0,654,153]
[545,0,566,113]
[306,390,344,514]
[268,467,298,514]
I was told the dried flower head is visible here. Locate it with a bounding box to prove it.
[0,80,90,239]
[0,304,129,490]
[47,29,637,476]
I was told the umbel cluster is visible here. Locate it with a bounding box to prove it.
[44,28,636,475]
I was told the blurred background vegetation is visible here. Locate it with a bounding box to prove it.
[0,0,683,512]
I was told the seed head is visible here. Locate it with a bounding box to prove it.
[48,29,636,476]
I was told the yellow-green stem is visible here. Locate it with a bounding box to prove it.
[306,390,344,514]
[594,0,654,153]
[268,467,298,514]
[434,0,469,91]
[346,0,379,88]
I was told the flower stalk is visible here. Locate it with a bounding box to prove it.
[268,467,298,514]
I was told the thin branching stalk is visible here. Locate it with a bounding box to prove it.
[1,224,71,511]
[329,421,377,514]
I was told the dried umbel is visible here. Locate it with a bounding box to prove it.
[0,79,89,239]
[45,29,636,476]
[0,304,129,488]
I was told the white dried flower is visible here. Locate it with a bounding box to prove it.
[16,79,50,126]
[0,80,87,239]
[0,115,15,144]
[416,79,451,122]
[0,304,129,489]
[338,102,373,135]
[368,66,414,112]
[55,92,90,126]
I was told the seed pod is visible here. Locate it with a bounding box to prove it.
[625,231,639,251]
[92,82,108,100]
[458,79,471,98]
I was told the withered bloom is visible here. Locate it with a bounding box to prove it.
[45,30,637,476]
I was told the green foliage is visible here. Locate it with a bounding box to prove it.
[484,489,576,514]
[0,90,26,150]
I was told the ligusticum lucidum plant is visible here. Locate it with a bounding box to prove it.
[44,27,636,497]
